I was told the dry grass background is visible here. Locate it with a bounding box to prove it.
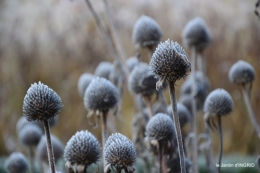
[0,0,259,161]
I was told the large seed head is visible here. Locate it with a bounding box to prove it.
[18,124,43,147]
[204,89,234,116]
[77,73,96,98]
[228,60,255,85]
[150,39,191,83]
[4,152,28,173]
[94,61,113,80]
[182,17,211,52]
[64,130,100,167]
[84,77,119,112]
[132,15,162,48]
[23,82,63,122]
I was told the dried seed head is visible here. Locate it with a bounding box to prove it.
[179,95,192,113]
[64,131,100,169]
[126,56,139,72]
[23,82,63,122]
[4,152,28,173]
[150,39,191,87]
[182,17,211,52]
[166,155,192,173]
[104,133,137,172]
[94,61,113,80]
[36,135,64,163]
[77,73,96,98]
[18,124,43,147]
[84,77,119,113]
[204,89,234,116]
[128,62,157,97]
[132,15,162,48]
[167,103,191,127]
[228,60,255,85]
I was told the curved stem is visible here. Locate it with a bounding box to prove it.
[242,86,260,138]
[217,116,223,173]
[43,120,55,173]
[28,147,35,173]
[168,81,186,173]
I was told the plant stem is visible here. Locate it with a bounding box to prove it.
[158,142,163,173]
[190,46,198,173]
[42,120,55,173]
[217,115,223,173]
[102,111,108,170]
[242,85,260,138]
[28,147,35,173]
[168,80,186,173]
[143,96,153,119]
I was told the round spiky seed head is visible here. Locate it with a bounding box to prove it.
[126,57,139,72]
[18,124,43,147]
[228,60,255,85]
[64,130,101,167]
[94,61,113,80]
[128,62,157,97]
[4,152,28,173]
[84,77,119,112]
[182,17,211,52]
[167,103,191,127]
[204,89,234,116]
[77,73,96,98]
[132,15,162,48]
[179,95,192,113]
[104,133,137,168]
[23,81,63,122]
[150,39,191,84]
[36,135,64,163]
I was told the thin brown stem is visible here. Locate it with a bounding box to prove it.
[143,96,153,119]
[28,147,35,173]
[217,115,223,173]
[43,120,55,173]
[168,80,186,173]
[158,142,163,173]
[102,111,108,170]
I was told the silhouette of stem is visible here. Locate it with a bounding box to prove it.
[217,115,223,173]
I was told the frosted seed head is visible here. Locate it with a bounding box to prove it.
[4,152,28,173]
[64,130,100,167]
[126,57,139,72]
[167,103,191,127]
[228,60,255,85]
[182,17,211,51]
[204,88,234,116]
[84,77,119,112]
[23,82,63,122]
[128,62,157,97]
[77,73,96,98]
[150,39,191,83]
[94,61,113,80]
[18,124,43,147]
[132,15,162,48]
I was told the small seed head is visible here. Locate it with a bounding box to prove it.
[126,57,139,72]
[94,61,113,80]
[18,124,43,147]
[4,152,28,173]
[77,73,96,98]
[167,103,191,127]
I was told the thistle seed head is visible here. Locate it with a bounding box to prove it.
[84,77,119,113]
[4,152,28,173]
[23,81,63,122]
[132,15,162,48]
[150,39,191,87]
[94,61,113,80]
[128,62,157,97]
[64,130,100,169]
[126,56,139,72]
[18,124,43,147]
[167,103,191,127]
[104,133,137,172]
[77,73,96,98]
[228,60,255,85]
[204,88,234,116]
[182,17,211,52]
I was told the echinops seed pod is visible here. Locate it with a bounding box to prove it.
[84,77,119,113]
[64,130,100,167]
[150,39,191,84]
[77,73,96,98]
[204,89,233,116]
[167,103,191,127]
[128,62,157,97]
[104,133,137,172]
[23,82,63,122]
[228,60,255,85]
[132,15,162,48]
[94,61,113,80]
[126,57,139,72]
[18,124,43,147]
[182,17,211,52]
[4,152,28,173]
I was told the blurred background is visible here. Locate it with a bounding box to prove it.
[0,0,259,171]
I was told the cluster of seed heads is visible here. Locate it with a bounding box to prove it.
[4,152,28,173]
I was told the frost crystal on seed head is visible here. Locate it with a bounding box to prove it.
[4,152,28,173]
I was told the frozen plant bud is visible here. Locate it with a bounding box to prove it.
[5,152,28,173]
[104,133,137,173]
[77,73,96,98]
[94,61,113,80]
[64,130,100,170]
[18,124,43,147]
[126,56,139,72]
[167,103,191,127]
[128,62,157,97]
[132,15,162,48]
[228,60,255,85]
[182,17,211,52]
[23,81,63,122]
[150,39,191,89]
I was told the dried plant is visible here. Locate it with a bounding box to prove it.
[94,61,114,80]
[4,152,29,173]
[77,73,96,98]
